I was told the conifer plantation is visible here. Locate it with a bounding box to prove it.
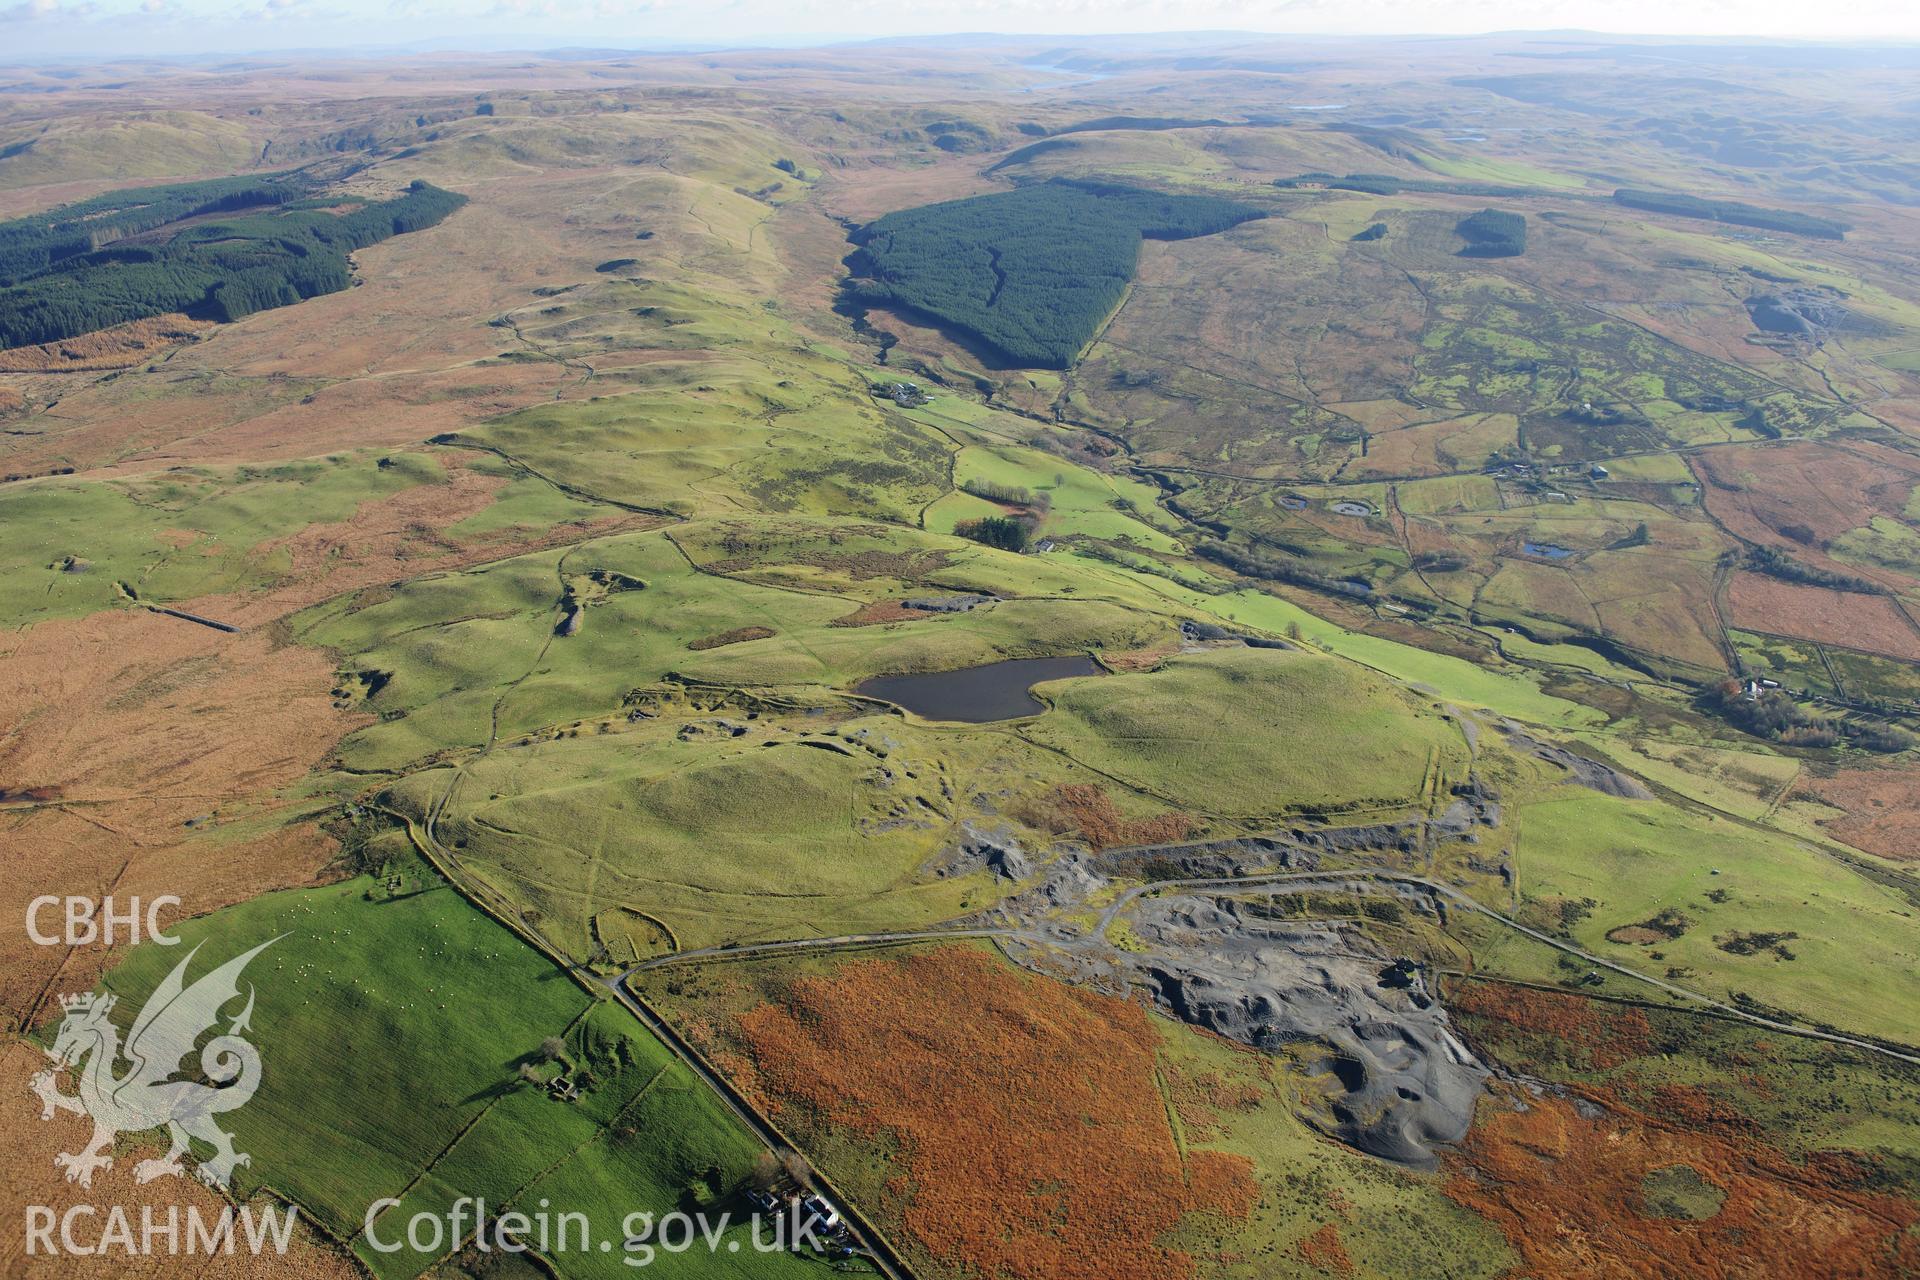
[845,178,1262,367]
[0,175,466,349]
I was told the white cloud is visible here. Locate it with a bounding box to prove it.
[1,0,63,21]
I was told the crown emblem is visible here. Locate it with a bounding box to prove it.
[36,940,277,1192]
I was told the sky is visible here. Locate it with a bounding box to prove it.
[5,0,1920,61]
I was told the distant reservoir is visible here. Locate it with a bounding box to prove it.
[856,655,1104,722]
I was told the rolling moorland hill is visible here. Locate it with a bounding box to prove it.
[2,33,1920,1280]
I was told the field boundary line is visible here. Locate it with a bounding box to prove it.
[610,976,917,1280]
[382,791,916,1278]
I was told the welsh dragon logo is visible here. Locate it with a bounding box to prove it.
[30,939,278,1190]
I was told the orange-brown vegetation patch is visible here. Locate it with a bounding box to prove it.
[734,947,1256,1280]
[1346,427,1440,479]
[1793,763,1920,861]
[0,168,630,476]
[1019,783,1198,851]
[1163,1062,1269,1143]
[1396,515,1482,567]
[1642,1081,1763,1138]
[0,386,25,415]
[688,625,776,650]
[676,1002,780,1116]
[0,607,363,1025]
[1445,1082,1920,1280]
[1616,300,1796,372]
[1296,1223,1355,1276]
[1872,396,1920,438]
[818,159,1010,223]
[767,204,881,325]
[1725,572,1920,661]
[1694,440,1920,590]
[0,1041,358,1279]
[211,456,655,629]
[0,457,652,1025]
[1450,979,1653,1071]
[1101,639,1182,672]
[10,360,569,481]
[829,599,933,627]
[0,314,211,373]
[1052,782,1182,852]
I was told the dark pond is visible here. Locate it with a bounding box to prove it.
[1522,541,1575,560]
[856,655,1104,722]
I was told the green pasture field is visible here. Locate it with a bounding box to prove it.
[1510,791,1920,1046]
[1829,516,1920,579]
[299,515,1187,773]
[1480,626,1648,682]
[0,451,445,625]
[1394,474,1500,516]
[100,846,801,1278]
[1729,629,1839,697]
[444,702,1173,950]
[1158,585,1603,727]
[450,361,950,524]
[1024,646,1470,816]
[922,488,1005,533]
[1571,732,1801,823]
[1412,149,1587,189]
[941,439,1184,552]
[392,712,1004,954]
[1824,644,1920,704]
[1597,453,1697,484]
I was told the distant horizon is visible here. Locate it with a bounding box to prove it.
[5,9,1920,65]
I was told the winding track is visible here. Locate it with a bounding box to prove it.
[1100,868,1920,1066]
[623,861,1920,1068]
[404,777,916,1280]
[380,370,1920,1280]
[627,926,1024,971]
